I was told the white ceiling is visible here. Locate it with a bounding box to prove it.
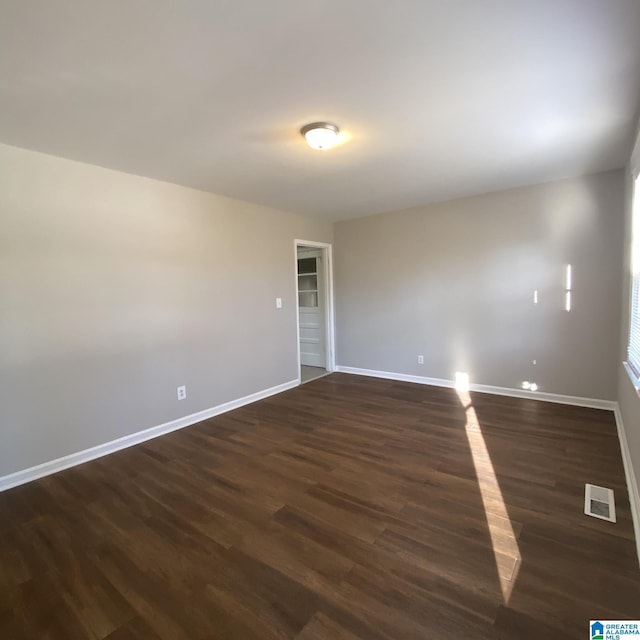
[1,1,639,220]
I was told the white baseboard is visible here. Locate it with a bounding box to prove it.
[0,379,299,493]
[613,406,640,566]
[335,366,617,410]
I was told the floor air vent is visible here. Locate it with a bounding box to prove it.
[584,484,616,523]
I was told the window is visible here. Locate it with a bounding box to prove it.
[627,172,640,380]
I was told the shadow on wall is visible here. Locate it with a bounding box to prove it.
[335,171,624,399]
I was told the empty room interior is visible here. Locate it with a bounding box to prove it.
[3,1,640,638]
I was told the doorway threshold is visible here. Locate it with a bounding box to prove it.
[300,366,330,384]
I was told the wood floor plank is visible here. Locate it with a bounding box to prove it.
[295,611,366,640]
[1,373,639,639]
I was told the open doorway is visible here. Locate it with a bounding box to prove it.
[295,240,335,384]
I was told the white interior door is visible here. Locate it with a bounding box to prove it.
[297,248,325,368]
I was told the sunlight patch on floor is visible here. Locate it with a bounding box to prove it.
[455,372,521,602]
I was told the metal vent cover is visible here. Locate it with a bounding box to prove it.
[584,483,616,523]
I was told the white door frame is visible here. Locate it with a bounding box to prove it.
[294,239,336,381]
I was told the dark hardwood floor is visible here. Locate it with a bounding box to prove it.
[1,373,639,639]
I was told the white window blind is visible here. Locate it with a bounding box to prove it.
[628,173,640,377]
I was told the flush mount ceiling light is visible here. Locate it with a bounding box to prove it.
[300,122,340,150]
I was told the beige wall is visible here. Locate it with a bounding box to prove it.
[335,170,625,400]
[1,140,632,483]
[0,143,332,477]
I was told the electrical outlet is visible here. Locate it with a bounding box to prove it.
[177,385,186,400]
[417,355,424,364]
